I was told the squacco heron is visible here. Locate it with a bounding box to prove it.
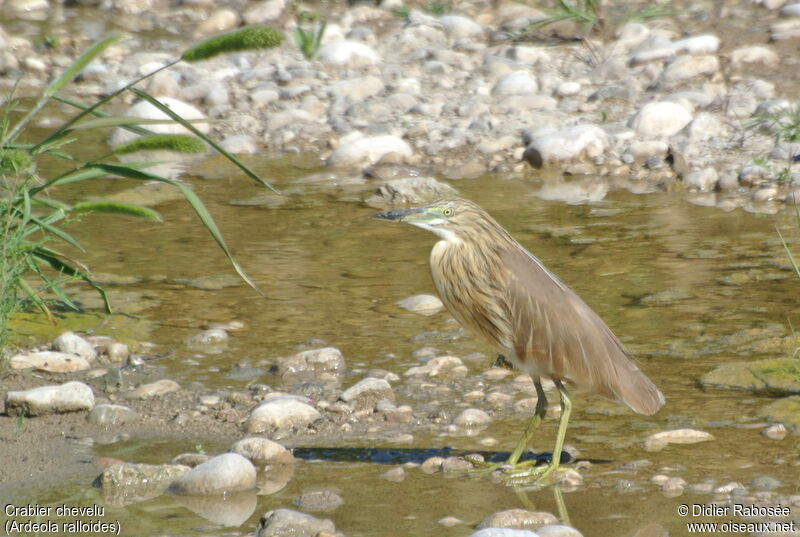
[372,198,664,482]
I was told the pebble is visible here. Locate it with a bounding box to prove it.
[318,41,380,67]
[52,331,97,361]
[99,463,190,503]
[243,0,285,23]
[685,168,719,191]
[730,46,780,68]
[537,525,585,537]
[439,516,464,526]
[523,124,610,168]
[256,508,336,537]
[453,408,492,428]
[644,428,714,451]
[197,8,238,34]
[5,381,95,416]
[339,377,395,410]
[763,423,788,440]
[293,489,344,513]
[87,404,138,426]
[750,476,782,491]
[185,328,229,345]
[396,294,444,316]
[243,395,321,437]
[380,466,406,482]
[468,530,541,537]
[365,176,458,208]
[9,351,90,373]
[277,347,346,380]
[327,135,412,168]
[658,55,720,88]
[126,379,180,399]
[421,456,445,473]
[493,70,538,96]
[405,355,469,379]
[478,509,559,530]
[661,477,687,495]
[229,437,294,465]
[629,102,692,138]
[439,14,483,39]
[671,34,720,55]
[169,453,256,495]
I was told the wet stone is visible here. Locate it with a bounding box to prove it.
[276,347,346,382]
[5,381,95,416]
[365,176,458,209]
[256,508,336,537]
[229,437,294,466]
[644,428,714,451]
[87,404,137,426]
[171,453,211,468]
[405,355,468,379]
[52,331,97,361]
[126,379,180,399]
[537,525,585,537]
[339,377,394,410]
[441,456,476,472]
[478,509,559,530]
[99,463,190,504]
[185,328,229,345]
[763,423,788,440]
[9,351,90,373]
[380,466,406,482]
[661,477,687,495]
[169,453,256,496]
[750,476,782,491]
[439,516,464,526]
[421,456,445,473]
[293,489,344,513]
[468,530,541,537]
[453,408,492,428]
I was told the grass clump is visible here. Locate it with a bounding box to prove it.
[293,11,327,60]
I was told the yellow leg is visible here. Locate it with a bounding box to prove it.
[505,379,572,484]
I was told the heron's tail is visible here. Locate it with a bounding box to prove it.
[610,361,665,416]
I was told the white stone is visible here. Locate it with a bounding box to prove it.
[781,2,800,16]
[493,70,538,96]
[396,294,443,316]
[730,46,780,67]
[439,15,483,39]
[524,124,611,166]
[644,428,714,452]
[771,18,800,40]
[339,378,395,408]
[109,97,209,147]
[658,55,719,87]
[53,331,97,361]
[453,408,491,427]
[327,135,412,167]
[169,453,256,495]
[509,46,551,64]
[9,351,90,373]
[186,328,228,345]
[126,379,181,399]
[615,22,650,50]
[318,41,380,67]
[537,525,585,537]
[244,396,321,437]
[555,81,581,97]
[468,530,541,537]
[629,101,692,137]
[5,381,95,416]
[244,0,285,24]
[197,8,239,35]
[220,134,259,155]
[671,34,720,55]
[405,356,468,379]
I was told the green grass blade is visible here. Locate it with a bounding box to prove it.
[25,214,84,252]
[17,278,56,324]
[777,225,800,279]
[30,245,111,313]
[129,88,280,194]
[88,163,260,292]
[43,34,126,98]
[71,200,163,221]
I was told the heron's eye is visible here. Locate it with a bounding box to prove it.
[442,208,453,217]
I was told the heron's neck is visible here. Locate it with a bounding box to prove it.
[410,222,462,244]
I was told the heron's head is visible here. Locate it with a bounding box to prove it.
[371,198,494,242]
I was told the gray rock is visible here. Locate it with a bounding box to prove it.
[523,125,610,168]
[230,437,294,466]
[763,423,788,440]
[749,475,781,490]
[243,0,285,24]
[453,408,491,427]
[781,2,800,15]
[126,379,180,399]
[644,429,714,451]
[658,55,719,88]
[478,509,559,530]
[5,382,95,416]
[396,294,444,316]
[661,476,687,494]
[405,355,468,379]
[99,463,190,504]
[380,466,406,482]
[730,46,780,68]
[256,508,336,537]
[439,14,483,39]
[629,102,692,138]
[52,331,97,361]
[169,453,256,495]
[220,134,259,155]
[293,488,344,512]
[277,347,346,381]
[87,404,138,425]
[244,395,321,437]
[339,377,395,409]
[197,8,238,34]
[171,453,211,467]
[327,135,412,168]
[670,34,719,55]
[9,351,90,373]
[318,41,380,67]
[365,176,458,208]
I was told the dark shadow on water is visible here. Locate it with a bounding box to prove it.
[292,446,611,465]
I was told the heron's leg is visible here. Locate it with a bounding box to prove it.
[465,378,547,473]
[505,379,572,484]
[506,378,548,466]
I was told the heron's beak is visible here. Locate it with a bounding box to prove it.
[370,207,424,222]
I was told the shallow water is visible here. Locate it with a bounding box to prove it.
[6,153,800,536]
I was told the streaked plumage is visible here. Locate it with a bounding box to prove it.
[372,198,664,480]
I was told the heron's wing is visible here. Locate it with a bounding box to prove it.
[500,246,664,415]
